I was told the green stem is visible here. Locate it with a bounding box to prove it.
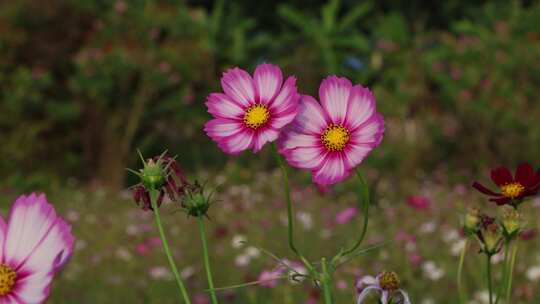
[273,144,299,255]
[486,254,493,304]
[150,189,192,304]
[495,242,510,304]
[198,216,219,304]
[505,244,518,304]
[457,239,468,304]
[320,258,334,304]
[342,169,370,256]
[272,144,316,275]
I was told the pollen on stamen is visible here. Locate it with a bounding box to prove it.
[243,104,270,129]
[501,182,525,199]
[0,264,17,296]
[321,124,350,152]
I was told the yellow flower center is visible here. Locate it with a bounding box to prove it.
[321,124,350,151]
[501,182,525,199]
[243,104,270,129]
[0,264,16,296]
[379,271,400,291]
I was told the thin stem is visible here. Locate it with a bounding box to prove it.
[272,144,316,275]
[320,258,334,304]
[272,144,298,255]
[150,189,192,304]
[495,242,510,304]
[342,169,370,256]
[505,244,518,304]
[197,216,219,304]
[486,254,493,304]
[457,239,468,304]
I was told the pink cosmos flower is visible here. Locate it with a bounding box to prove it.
[0,193,74,303]
[407,196,431,210]
[279,76,384,185]
[335,207,358,225]
[204,64,300,154]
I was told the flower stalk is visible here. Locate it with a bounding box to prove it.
[486,254,493,304]
[198,216,219,304]
[457,239,467,304]
[149,188,192,304]
[320,258,334,304]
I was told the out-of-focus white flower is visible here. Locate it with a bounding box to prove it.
[419,221,437,234]
[422,261,445,281]
[245,246,261,258]
[115,247,132,261]
[149,266,173,280]
[421,298,435,304]
[231,234,247,249]
[297,211,313,230]
[181,266,195,279]
[451,239,467,256]
[443,229,459,243]
[75,239,88,251]
[469,290,491,304]
[235,254,251,267]
[526,265,540,281]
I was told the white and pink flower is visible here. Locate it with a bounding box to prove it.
[0,193,74,303]
[204,63,300,154]
[279,76,384,186]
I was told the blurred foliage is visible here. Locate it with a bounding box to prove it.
[0,0,539,190]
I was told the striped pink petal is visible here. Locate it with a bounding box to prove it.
[319,76,352,125]
[206,93,245,119]
[313,154,349,186]
[253,64,283,104]
[345,85,376,131]
[221,68,256,107]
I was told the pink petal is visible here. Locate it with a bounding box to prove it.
[281,146,327,170]
[313,154,350,186]
[345,85,376,131]
[319,76,352,125]
[291,95,329,134]
[269,76,299,113]
[217,130,254,155]
[279,131,320,151]
[349,113,385,147]
[0,214,5,259]
[253,64,283,104]
[221,67,256,107]
[204,118,245,141]
[11,271,54,304]
[270,106,298,130]
[206,93,245,119]
[252,128,280,152]
[3,194,74,272]
[343,143,372,170]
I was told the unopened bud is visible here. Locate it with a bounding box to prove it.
[464,207,480,235]
[500,206,522,239]
[482,223,502,254]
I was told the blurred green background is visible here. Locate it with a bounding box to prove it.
[1,0,540,303]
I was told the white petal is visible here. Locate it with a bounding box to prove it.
[356,286,381,304]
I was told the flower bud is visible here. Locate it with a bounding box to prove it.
[482,223,503,254]
[500,205,522,239]
[463,207,480,235]
[181,182,212,217]
[141,159,167,190]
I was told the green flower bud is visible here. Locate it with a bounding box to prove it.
[141,159,167,190]
[482,223,502,254]
[500,205,522,239]
[181,182,212,217]
[463,207,480,236]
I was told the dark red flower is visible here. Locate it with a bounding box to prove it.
[472,163,540,206]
